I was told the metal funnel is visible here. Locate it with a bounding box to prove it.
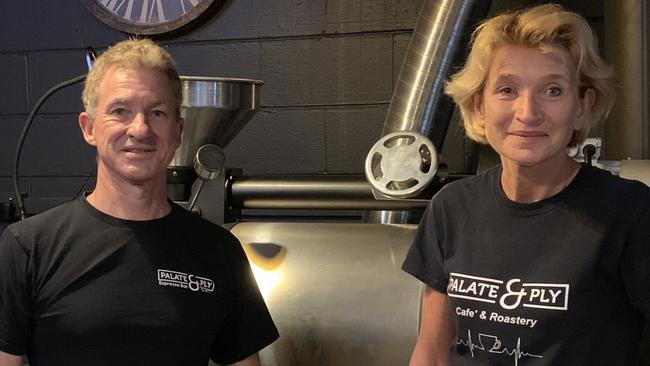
[169,76,263,168]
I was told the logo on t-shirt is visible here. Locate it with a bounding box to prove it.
[447,272,569,311]
[157,269,215,293]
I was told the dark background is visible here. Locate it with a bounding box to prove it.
[0,0,603,214]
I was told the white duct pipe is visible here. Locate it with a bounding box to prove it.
[603,0,649,159]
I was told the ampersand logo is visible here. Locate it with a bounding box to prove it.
[157,269,215,293]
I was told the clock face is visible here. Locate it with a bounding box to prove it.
[81,0,224,35]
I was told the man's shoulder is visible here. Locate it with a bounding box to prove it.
[1,199,83,253]
[169,204,238,243]
[7,199,81,235]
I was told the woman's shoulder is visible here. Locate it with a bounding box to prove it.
[583,165,650,197]
[573,165,650,219]
[434,165,499,201]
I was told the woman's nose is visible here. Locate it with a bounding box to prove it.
[515,93,542,124]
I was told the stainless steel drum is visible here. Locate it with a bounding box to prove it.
[229,222,421,366]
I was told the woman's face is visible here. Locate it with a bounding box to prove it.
[474,44,593,168]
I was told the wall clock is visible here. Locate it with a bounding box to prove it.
[81,0,225,36]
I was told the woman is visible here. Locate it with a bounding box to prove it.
[402,4,650,365]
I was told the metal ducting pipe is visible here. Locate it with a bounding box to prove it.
[366,0,491,224]
[603,0,649,159]
[382,0,477,139]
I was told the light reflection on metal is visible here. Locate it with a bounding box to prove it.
[249,263,284,302]
[243,243,287,301]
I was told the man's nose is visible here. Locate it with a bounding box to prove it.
[127,112,152,138]
[515,92,542,124]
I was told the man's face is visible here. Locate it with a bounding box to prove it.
[79,66,183,186]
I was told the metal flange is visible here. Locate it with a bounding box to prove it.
[365,131,438,198]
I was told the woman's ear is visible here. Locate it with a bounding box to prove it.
[574,87,596,131]
[472,94,486,127]
[78,112,97,146]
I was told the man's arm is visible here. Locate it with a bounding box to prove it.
[230,353,260,366]
[0,351,23,366]
[408,286,455,366]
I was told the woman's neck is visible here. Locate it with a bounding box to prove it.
[500,157,581,203]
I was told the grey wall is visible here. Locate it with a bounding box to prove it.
[0,0,603,215]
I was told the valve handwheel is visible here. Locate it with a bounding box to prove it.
[365,131,438,198]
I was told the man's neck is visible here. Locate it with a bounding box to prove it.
[87,169,171,221]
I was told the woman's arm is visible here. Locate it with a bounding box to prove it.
[230,353,261,366]
[408,286,455,366]
[0,351,23,366]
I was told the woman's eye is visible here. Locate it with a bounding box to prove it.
[546,87,562,97]
[497,87,515,95]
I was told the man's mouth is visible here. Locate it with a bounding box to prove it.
[123,148,155,153]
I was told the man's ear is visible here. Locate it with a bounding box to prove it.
[574,88,596,131]
[79,112,97,146]
[175,117,184,148]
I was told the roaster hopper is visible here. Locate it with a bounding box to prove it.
[167,76,263,204]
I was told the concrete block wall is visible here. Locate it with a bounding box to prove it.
[0,0,602,215]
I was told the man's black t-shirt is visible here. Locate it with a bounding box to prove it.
[0,196,278,365]
[403,164,650,365]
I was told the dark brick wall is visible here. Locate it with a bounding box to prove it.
[0,0,603,214]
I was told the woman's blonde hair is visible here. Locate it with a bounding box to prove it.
[81,38,182,118]
[445,3,615,146]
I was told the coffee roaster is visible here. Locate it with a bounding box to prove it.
[173,76,426,366]
[174,2,495,365]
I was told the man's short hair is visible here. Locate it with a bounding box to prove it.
[81,38,182,118]
[445,4,615,147]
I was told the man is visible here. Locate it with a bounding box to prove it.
[0,38,278,366]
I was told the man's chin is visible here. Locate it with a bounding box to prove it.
[119,169,166,186]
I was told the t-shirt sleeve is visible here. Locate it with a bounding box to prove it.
[401,198,449,293]
[210,239,279,364]
[0,228,31,355]
[620,198,650,319]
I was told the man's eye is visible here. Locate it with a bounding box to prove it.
[152,110,167,118]
[111,108,128,116]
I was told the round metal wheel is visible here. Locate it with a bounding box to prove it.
[365,131,438,198]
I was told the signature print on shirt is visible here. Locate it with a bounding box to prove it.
[457,328,543,366]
